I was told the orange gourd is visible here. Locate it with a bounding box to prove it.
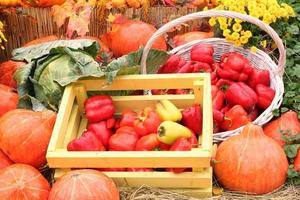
[48,169,120,200]
[173,31,214,47]
[214,123,289,194]
[0,164,50,200]
[264,111,300,147]
[0,109,56,168]
[0,150,13,169]
[0,84,18,118]
[0,60,25,88]
[22,35,59,47]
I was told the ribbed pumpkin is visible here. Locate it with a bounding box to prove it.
[214,123,289,194]
[0,164,50,200]
[48,169,119,200]
[0,149,13,169]
[264,111,300,147]
[0,84,18,118]
[294,149,300,172]
[0,60,25,88]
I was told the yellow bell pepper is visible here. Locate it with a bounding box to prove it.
[157,121,192,145]
[155,99,182,122]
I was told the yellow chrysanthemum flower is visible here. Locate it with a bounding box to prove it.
[231,32,240,40]
[260,40,267,48]
[240,36,249,44]
[232,23,242,32]
[244,30,252,38]
[223,29,231,37]
[234,40,242,47]
[209,18,217,26]
[250,46,257,53]
[220,23,228,30]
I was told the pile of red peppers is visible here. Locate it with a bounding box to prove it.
[67,96,203,173]
[157,44,275,132]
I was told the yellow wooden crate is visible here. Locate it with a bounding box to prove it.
[46,73,213,198]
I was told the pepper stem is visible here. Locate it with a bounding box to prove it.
[158,126,166,137]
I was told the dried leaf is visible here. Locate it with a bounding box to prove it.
[51,0,74,28]
[107,13,116,23]
[212,187,224,196]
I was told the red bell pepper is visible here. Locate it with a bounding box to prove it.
[119,109,137,127]
[221,105,251,131]
[84,95,115,123]
[211,62,220,71]
[211,72,219,85]
[225,82,257,111]
[181,104,203,135]
[87,121,113,149]
[159,143,171,151]
[212,85,225,110]
[158,54,186,74]
[67,131,105,151]
[109,126,139,151]
[255,84,275,109]
[221,105,231,114]
[190,44,214,64]
[217,52,253,82]
[106,117,116,129]
[213,109,224,124]
[192,62,212,73]
[189,132,198,148]
[133,107,161,137]
[248,107,258,121]
[166,138,192,173]
[177,61,194,73]
[248,68,270,89]
[175,89,190,94]
[127,168,154,172]
[135,133,161,151]
[216,79,233,91]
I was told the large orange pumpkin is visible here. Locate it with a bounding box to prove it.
[214,123,289,194]
[264,111,300,147]
[0,149,13,169]
[0,84,18,118]
[0,109,56,168]
[48,169,120,200]
[0,60,25,88]
[0,164,50,200]
[22,35,59,47]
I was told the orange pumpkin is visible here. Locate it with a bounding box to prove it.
[214,123,289,194]
[0,150,13,169]
[173,31,214,47]
[0,84,18,118]
[294,149,300,172]
[21,0,65,7]
[264,111,300,147]
[0,164,50,200]
[0,0,21,6]
[0,109,56,168]
[22,35,59,47]
[48,169,120,200]
[0,60,25,88]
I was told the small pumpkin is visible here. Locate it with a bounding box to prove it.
[0,0,21,6]
[0,164,50,200]
[0,60,25,88]
[264,111,300,147]
[0,109,56,168]
[0,149,13,169]
[214,123,289,194]
[173,31,214,47]
[48,169,120,200]
[294,149,300,172]
[22,35,59,47]
[0,84,18,118]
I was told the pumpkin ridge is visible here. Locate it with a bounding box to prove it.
[78,176,94,198]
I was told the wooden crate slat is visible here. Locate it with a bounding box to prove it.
[47,150,211,168]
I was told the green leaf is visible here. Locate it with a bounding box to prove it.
[18,94,48,112]
[12,39,100,62]
[272,109,280,117]
[284,144,300,159]
[104,48,169,84]
[287,24,299,35]
[287,165,299,178]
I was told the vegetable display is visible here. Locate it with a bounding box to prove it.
[0,109,56,168]
[48,169,119,200]
[0,164,50,200]
[214,123,289,194]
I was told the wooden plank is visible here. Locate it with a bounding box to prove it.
[74,84,88,114]
[47,150,211,168]
[78,74,206,91]
[62,104,81,148]
[47,85,75,152]
[54,168,212,189]
[201,75,213,152]
[77,117,88,137]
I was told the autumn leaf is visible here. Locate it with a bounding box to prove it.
[51,0,74,28]
[107,13,116,23]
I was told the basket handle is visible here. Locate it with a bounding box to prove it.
[141,10,286,76]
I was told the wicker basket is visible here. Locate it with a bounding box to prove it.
[140,10,286,143]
